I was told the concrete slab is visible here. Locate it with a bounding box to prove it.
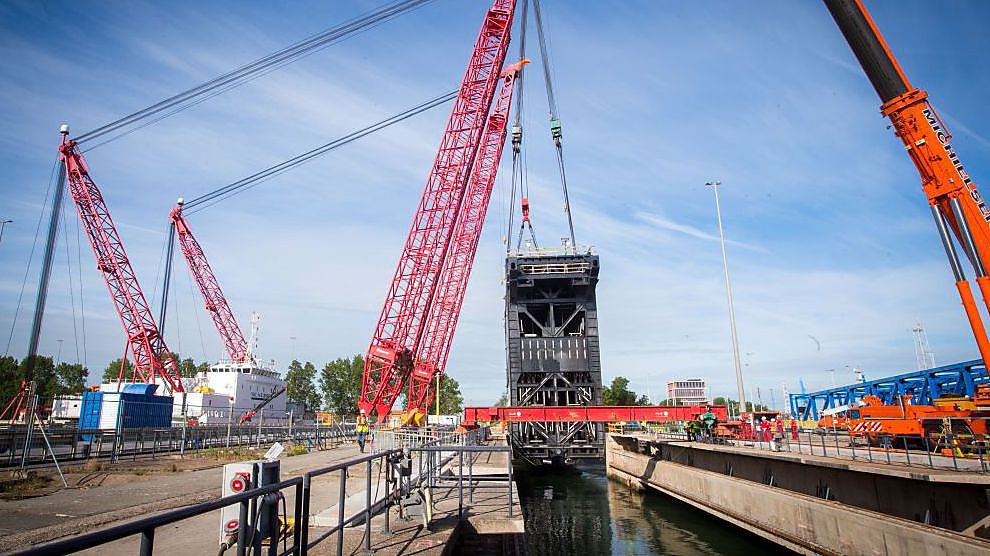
[609,435,990,556]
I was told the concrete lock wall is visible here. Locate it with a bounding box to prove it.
[606,435,990,556]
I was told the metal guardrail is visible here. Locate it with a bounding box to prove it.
[414,444,514,521]
[17,427,498,556]
[0,423,355,469]
[643,429,990,473]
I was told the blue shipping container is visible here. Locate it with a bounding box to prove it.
[79,391,103,438]
[116,391,173,429]
[78,385,174,436]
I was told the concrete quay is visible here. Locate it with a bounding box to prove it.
[606,433,990,555]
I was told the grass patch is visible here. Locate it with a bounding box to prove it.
[0,472,53,500]
[286,444,309,457]
[199,447,259,461]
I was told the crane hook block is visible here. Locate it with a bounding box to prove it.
[550,118,562,140]
[511,125,522,146]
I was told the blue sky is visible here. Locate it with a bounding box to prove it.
[3,0,990,408]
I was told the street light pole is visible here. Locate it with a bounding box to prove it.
[707,180,748,417]
[55,339,64,368]
[0,219,12,245]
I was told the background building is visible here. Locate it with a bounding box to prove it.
[667,378,707,405]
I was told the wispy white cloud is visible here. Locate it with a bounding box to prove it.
[634,211,768,253]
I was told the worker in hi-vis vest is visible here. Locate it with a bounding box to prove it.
[356,410,370,453]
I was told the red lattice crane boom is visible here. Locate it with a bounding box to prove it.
[407,60,526,413]
[170,200,251,364]
[58,128,184,393]
[825,0,990,371]
[359,0,517,420]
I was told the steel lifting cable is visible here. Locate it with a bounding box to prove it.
[159,91,456,343]
[532,0,576,251]
[184,90,457,212]
[187,270,210,362]
[59,192,81,364]
[74,203,88,368]
[157,224,176,336]
[5,158,59,356]
[74,0,436,148]
[505,0,529,251]
[507,0,531,253]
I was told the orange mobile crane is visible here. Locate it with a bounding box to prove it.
[823,0,990,444]
[826,0,990,371]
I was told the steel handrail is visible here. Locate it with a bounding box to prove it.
[20,477,302,556]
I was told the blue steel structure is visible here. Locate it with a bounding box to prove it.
[789,360,988,421]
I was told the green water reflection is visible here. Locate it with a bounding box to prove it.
[515,463,794,555]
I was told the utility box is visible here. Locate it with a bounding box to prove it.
[219,459,280,545]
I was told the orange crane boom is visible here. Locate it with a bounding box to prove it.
[825,0,990,371]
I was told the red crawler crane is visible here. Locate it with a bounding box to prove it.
[170,199,251,364]
[58,127,184,393]
[359,0,517,421]
[408,60,527,414]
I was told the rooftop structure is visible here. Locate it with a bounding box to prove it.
[666,378,707,406]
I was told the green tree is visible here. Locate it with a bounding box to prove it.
[54,362,88,394]
[712,396,728,406]
[603,376,640,406]
[436,375,464,414]
[178,357,198,378]
[319,354,364,415]
[494,391,509,407]
[286,359,320,412]
[0,355,20,400]
[196,361,212,375]
[103,358,134,383]
[19,355,57,399]
[719,399,769,414]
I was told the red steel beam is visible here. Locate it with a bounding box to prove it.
[462,405,728,427]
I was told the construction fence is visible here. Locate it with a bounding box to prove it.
[0,420,356,470]
[646,428,990,474]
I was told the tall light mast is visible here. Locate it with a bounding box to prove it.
[707,180,747,415]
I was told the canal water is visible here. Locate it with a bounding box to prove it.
[515,462,793,555]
